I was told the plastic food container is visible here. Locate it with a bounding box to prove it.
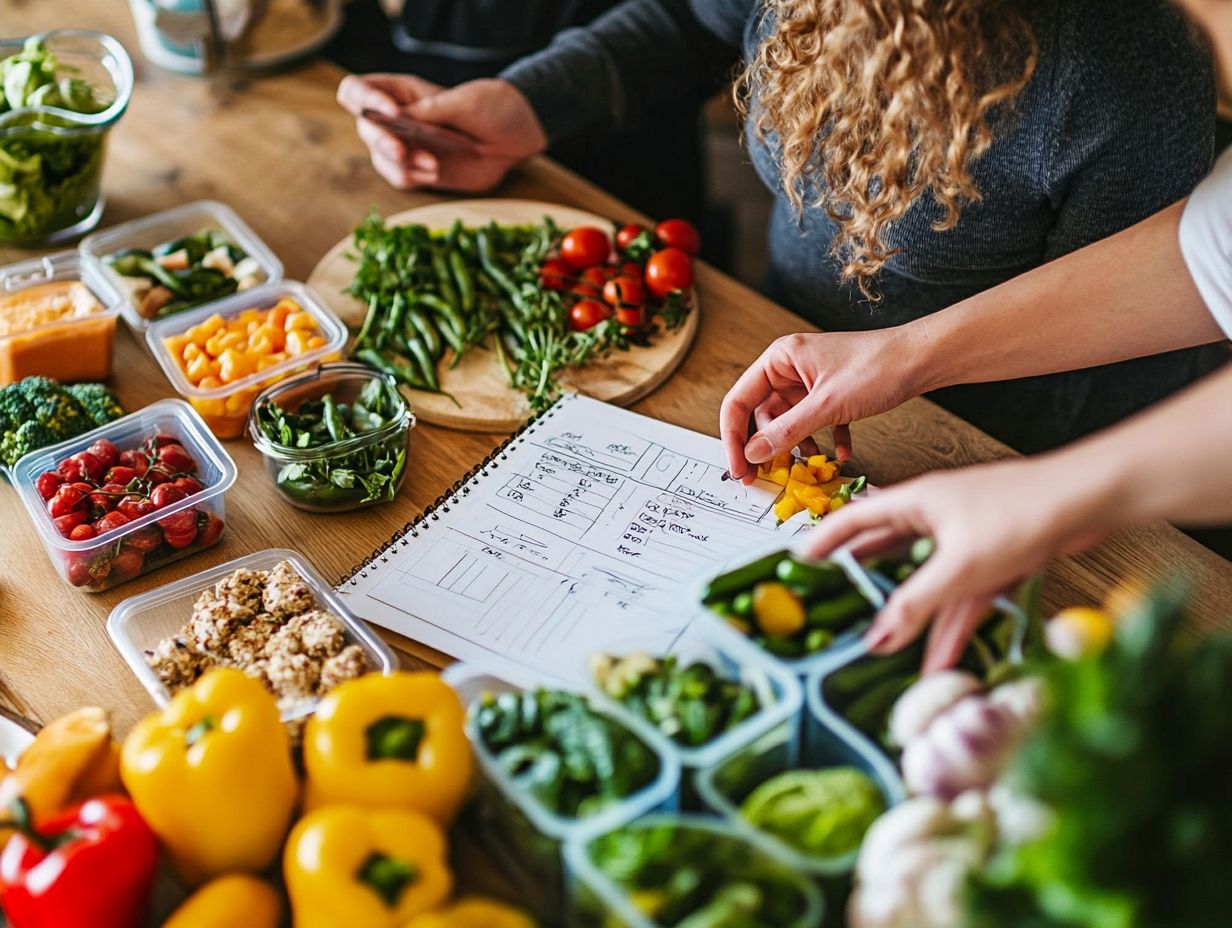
[107,548,396,722]
[444,661,681,923]
[0,251,123,385]
[248,362,414,512]
[694,706,904,878]
[0,30,133,246]
[146,281,346,439]
[80,200,283,333]
[10,399,236,592]
[585,630,803,809]
[565,814,825,928]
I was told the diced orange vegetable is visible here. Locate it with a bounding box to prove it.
[236,308,262,326]
[199,313,226,338]
[266,301,291,330]
[182,342,203,363]
[774,495,802,523]
[218,348,255,383]
[284,310,316,332]
[817,477,845,495]
[198,376,222,390]
[253,324,284,351]
[285,330,310,355]
[790,462,817,486]
[186,354,212,383]
[305,335,326,350]
[807,454,839,483]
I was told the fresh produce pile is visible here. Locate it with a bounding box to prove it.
[591,652,764,748]
[33,429,224,588]
[0,37,108,243]
[703,551,876,659]
[583,819,817,927]
[0,375,124,467]
[252,370,408,509]
[0,669,535,927]
[740,767,886,860]
[472,688,661,818]
[346,214,697,412]
[758,451,866,523]
[108,228,263,320]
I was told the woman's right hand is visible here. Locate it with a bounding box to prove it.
[337,74,549,192]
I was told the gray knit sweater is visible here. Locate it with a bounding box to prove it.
[503,0,1223,453]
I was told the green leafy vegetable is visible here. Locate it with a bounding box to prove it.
[0,376,123,467]
[106,229,255,320]
[740,767,885,859]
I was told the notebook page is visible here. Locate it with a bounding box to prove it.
[341,395,809,681]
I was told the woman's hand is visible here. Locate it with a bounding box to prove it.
[337,74,549,191]
[719,327,929,483]
[794,456,1113,671]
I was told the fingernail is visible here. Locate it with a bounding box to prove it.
[379,138,402,160]
[864,625,891,652]
[411,151,438,171]
[744,435,772,462]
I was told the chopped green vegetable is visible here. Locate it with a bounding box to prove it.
[740,767,885,859]
[64,382,125,426]
[106,228,256,320]
[18,374,91,439]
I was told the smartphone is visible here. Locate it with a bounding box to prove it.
[361,108,481,157]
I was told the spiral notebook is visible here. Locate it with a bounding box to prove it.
[338,394,805,683]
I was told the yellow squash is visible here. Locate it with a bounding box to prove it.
[285,805,452,928]
[161,875,282,928]
[303,671,472,825]
[121,668,298,885]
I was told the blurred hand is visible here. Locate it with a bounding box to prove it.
[719,328,926,483]
[794,457,1111,671]
[337,74,548,191]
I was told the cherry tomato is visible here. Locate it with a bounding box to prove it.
[57,452,100,484]
[615,224,645,251]
[146,468,171,487]
[47,485,85,518]
[654,218,702,256]
[118,449,149,477]
[94,511,131,536]
[159,509,198,548]
[145,434,179,452]
[68,524,97,542]
[570,282,601,300]
[173,476,204,497]
[603,275,646,307]
[150,484,187,510]
[560,226,611,270]
[539,258,572,291]
[645,247,694,298]
[53,511,89,537]
[126,525,164,553]
[616,306,645,327]
[35,471,63,501]
[109,547,145,580]
[87,484,122,516]
[619,260,642,278]
[157,443,196,474]
[105,466,138,487]
[87,439,119,470]
[117,495,156,521]
[568,299,612,332]
[196,512,225,548]
[66,553,109,588]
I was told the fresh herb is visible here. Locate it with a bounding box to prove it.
[591,653,763,747]
[473,688,659,818]
[740,767,885,859]
[254,376,407,509]
[0,37,108,243]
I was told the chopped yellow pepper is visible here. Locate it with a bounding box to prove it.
[284,805,453,928]
[162,875,282,928]
[807,454,839,483]
[789,462,817,486]
[404,897,536,928]
[773,494,801,523]
[121,669,298,885]
[303,672,472,826]
[752,582,806,638]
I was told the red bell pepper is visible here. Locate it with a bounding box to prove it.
[0,794,159,928]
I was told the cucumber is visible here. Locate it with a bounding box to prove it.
[702,552,786,604]
[775,558,848,597]
[756,635,804,659]
[806,589,872,630]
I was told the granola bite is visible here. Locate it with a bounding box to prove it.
[146,637,211,692]
[262,559,316,618]
[225,613,281,666]
[187,590,249,656]
[213,567,266,615]
[319,644,370,690]
[265,649,320,701]
[283,610,347,659]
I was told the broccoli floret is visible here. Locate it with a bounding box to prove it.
[16,377,92,440]
[64,383,125,426]
[0,383,35,436]
[0,419,57,467]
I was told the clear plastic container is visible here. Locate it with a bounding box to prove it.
[694,706,904,878]
[0,251,123,385]
[248,362,414,512]
[585,629,803,809]
[443,661,681,923]
[79,200,283,332]
[145,281,347,438]
[0,30,133,246]
[693,540,887,677]
[107,548,396,722]
[566,814,825,928]
[9,399,236,592]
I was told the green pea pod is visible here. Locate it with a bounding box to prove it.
[775,558,848,597]
[703,552,787,604]
[806,588,872,630]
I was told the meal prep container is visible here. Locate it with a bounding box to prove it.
[695,695,905,879]
[444,661,681,922]
[248,362,414,513]
[146,281,346,439]
[80,199,283,333]
[565,814,825,928]
[10,399,236,592]
[0,30,133,246]
[585,629,803,809]
[107,548,396,722]
[0,251,123,385]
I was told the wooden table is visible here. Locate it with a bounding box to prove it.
[4,1,1232,741]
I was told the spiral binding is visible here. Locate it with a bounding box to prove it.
[336,394,574,587]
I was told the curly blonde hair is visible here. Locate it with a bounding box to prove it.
[737,0,1038,298]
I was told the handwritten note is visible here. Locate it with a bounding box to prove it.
[342,395,811,680]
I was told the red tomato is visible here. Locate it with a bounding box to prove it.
[66,552,109,587]
[109,546,145,580]
[146,467,171,487]
[94,511,131,536]
[616,306,645,327]
[47,485,85,518]
[150,484,187,510]
[560,227,611,270]
[570,282,601,300]
[126,525,164,553]
[603,275,646,307]
[654,218,701,256]
[157,443,196,474]
[117,495,156,521]
[645,247,694,298]
[87,484,122,516]
[568,299,612,332]
[57,452,101,484]
[105,466,138,487]
[35,471,63,501]
[68,524,96,542]
[118,449,149,477]
[53,511,89,537]
[619,260,642,278]
[173,476,204,497]
[196,513,225,548]
[615,224,645,251]
[161,508,198,549]
[539,258,572,292]
[87,439,119,470]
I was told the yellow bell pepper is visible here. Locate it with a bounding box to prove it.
[404,897,536,928]
[807,454,839,483]
[121,668,298,886]
[773,493,802,523]
[789,462,817,486]
[284,805,452,928]
[303,672,472,825]
[752,582,806,637]
[162,875,282,928]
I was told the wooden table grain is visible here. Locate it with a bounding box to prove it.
[3,1,1232,744]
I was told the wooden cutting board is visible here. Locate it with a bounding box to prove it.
[306,199,700,433]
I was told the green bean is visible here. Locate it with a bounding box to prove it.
[415,293,467,350]
[401,334,439,391]
[406,307,442,359]
[448,249,476,314]
[355,295,383,349]
[355,348,428,390]
[431,247,461,312]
